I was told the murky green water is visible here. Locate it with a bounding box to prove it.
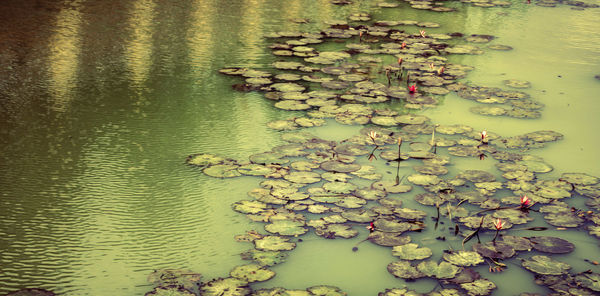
[1,0,599,295]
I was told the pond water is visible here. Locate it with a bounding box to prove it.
[1,0,600,295]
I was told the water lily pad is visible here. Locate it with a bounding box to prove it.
[186,153,234,168]
[307,285,346,296]
[350,165,382,181]
[394,208,427,220]
[470,106,507,116]
[341,208,378,222]
[560,173,599,186]
[203,164,242,178]
[320,160,361,173]
[265,220,308,236]
[232,200,270,214]
[503,79,531,89]
[408,174,440,186]
[334,144,369,156]
[392,243,432,260]
[284,171,321,184]
[148,269,202,290]
[200,277,250,296]
[395,114,430,125]
[250,152,289,165]
[417,260,461,279]
[387,261,424,279]
[237,164,276,176]
[460,279,496,296]
[316,223,358,239]
[254,236,296,251]
[369,231,411,246]
[413,165,448,175]
[575,272,600,292]
[274,100,311,111]
[521,255,571,275]
[240,249,287,266]
[488,44,513,51]
[517,160,553,173]
[498,235,533,251]
[323,181,358,194]
[472,242,515,259]
[528,236,575,254]
[377,288,423,296]
[443,251,483,267]
[145,286,196,296]
[230,264,275,283]
[459,170,495,183]
[374,218,413,233]
[371,181,413,193]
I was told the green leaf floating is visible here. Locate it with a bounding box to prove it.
[307,285,346,296]
[521,255,571,275]
[442,251,483,267]
[416,260,461,279]
[199,277,250,296]
[232,200,269,214]
[240,249,287,266]
[387,260,424,279]
[145,286,196,296]
[391,243,432,260]
[575,272,600,292]
[147,269,202,290]
[230,264,275,283]
[459,279,497,296]
[254,236,296,251]
[528,236,575,254]
[264,220,308,236]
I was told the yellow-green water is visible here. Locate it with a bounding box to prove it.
[1,0,599,295]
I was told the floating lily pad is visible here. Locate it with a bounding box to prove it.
[575,272,600,292]
[320,160,361,173]
[377,288,423,296]
[488,44,513,51]
[470,106,507,116]
[522,255,570,275]
[265,220,308,236]
[417,260,461,279]
[145,286,196,296]
[186,153,234,168]
[334,144,369,156]
[387,261,424,279]
[250,152,289,165]
[392,243,432,260]
[394,208,427,220]
[374,218,413,233]
[517,160,553,173]
[230,264,275,283]
[240,249,287,266]
[200,277,250,296]
[414,165,448,175]
[529,236,575,254]
[284,171,321,184]
[237,164,276,176]
[203,164,242,178]
[395,114,430,125]
[369,231,411,246]
[408,174,440,186]
[254,236,296,251]
[147,269,202,290]
[459,170,496,183]
[341,208,377,222]
[351,165,382,181]
[503,79,531,89]
[472,242,515,259]
[232,200,270,214]
[316,223,358,239]
[274,100,311,111]
[560,173,599,186]
[443,251,483,267]
[307,285,346,296]
[460,279,496,296]
[498,235,533,251]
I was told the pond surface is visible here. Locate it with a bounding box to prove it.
[1,0,600,295]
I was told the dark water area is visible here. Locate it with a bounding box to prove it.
[1,0,600,295]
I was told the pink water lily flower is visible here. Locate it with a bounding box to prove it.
[408,84,417,93]
[494,218,505,230]
[420,30,426,38]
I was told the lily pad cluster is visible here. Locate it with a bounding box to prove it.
[452,83,544,119]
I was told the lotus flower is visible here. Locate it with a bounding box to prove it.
[437,66,445,75]
[366,222,375,232]
[481,130,488,141]
[401,42,406,49]
[494,218,505,230]
[369,130,378,141]
[408,84,417,93]
[398,57,403,65]
[429,63,435,70]
[420,30,426,38]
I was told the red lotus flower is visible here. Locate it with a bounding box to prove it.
[408,84,417,93]
[401,42,406,49]
[494,218,505,230]
[398,57,403,65]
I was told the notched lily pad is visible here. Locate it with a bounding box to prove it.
[575,272,600,292]
[560,172,599,186]
[186,153,234,168]
[459,279,496,296]
[240,249,287,266]
[503,79,531,89]
[284,171,321,184]
[320,160,361,173]
[307,285,346,296]
[316,224,358,239]
[369,231,411,246]
[417,260,461,279]
[230,264,275,283]
[528,236,575,254]
[392,243,432,260]
[443,251,483,267]
[387,261,424,279]
[521,255,570,275]
[254,235,296,251]
[199,277,250,296]
[265,220,308,236]
[472,242,515,259]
